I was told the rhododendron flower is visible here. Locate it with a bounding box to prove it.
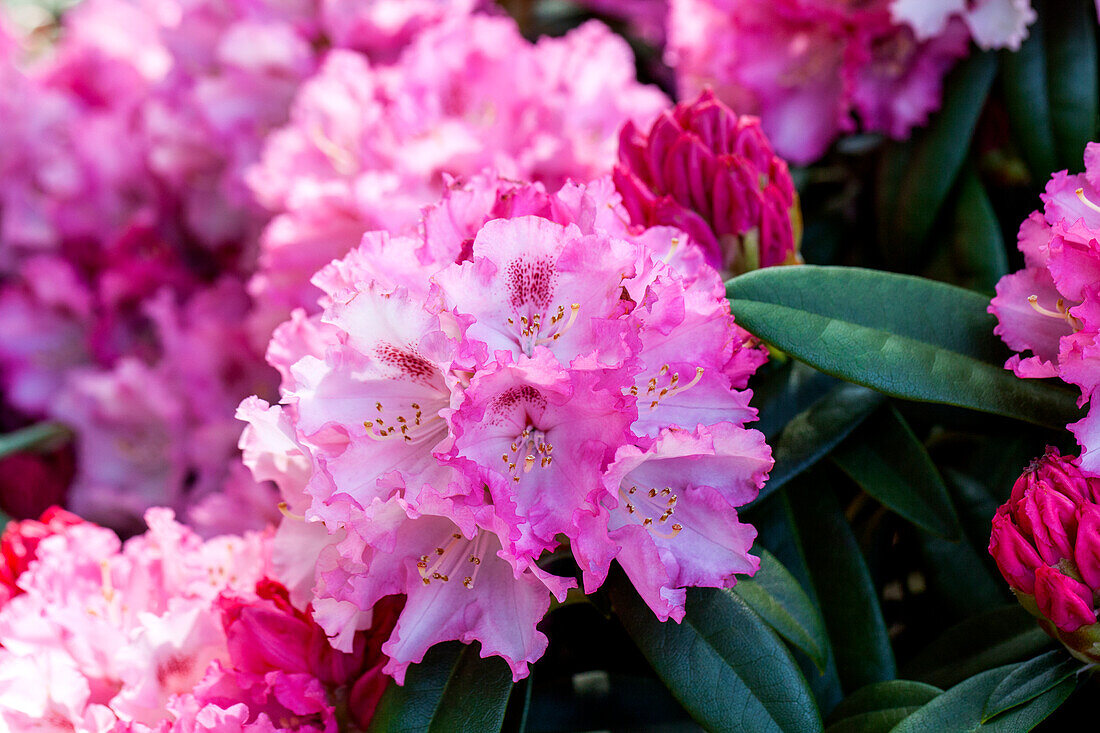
[0,505,84,608]
[990,141,1100,471]
[0,509,402,730]
[246,14,668,321]
[989,448,1100,661]
[240,173,772,683]
[666,0,970,164]
[615,89,802,274]
[890,0,1037,51]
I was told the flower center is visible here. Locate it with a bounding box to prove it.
[619,484,682,538]
[364,400,447,444]
[500,425,554,482]
[628,364,705,409]
[507,303,581,355]
[417,531,488,589]
[1027,295,1082,331]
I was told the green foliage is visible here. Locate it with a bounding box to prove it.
[726,266,1081,428]
[609,572,822,733]
[367,642,514,733]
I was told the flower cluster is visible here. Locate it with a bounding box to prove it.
[615,90,801,274]
[665,0,1005,163]
[246,14,669,325]
[0,1,664,532]
[0,507,401,731]
[989,142,1100,471]
[989,448,1100,661]
[239,173,773,681]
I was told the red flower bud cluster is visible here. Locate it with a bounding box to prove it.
[990,448,1100,659]
[614,89,801,274]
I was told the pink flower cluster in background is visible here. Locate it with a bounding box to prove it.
[989,448,1100,660]
[0,0,666,533]
[665,0,1030,163]
[0,508,401,731]
[990,142,1100,472]
[238,172,774,680]
[246,14,669,327]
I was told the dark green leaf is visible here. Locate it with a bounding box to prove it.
[1045,0,1099,171]
[609,575,822,733]
[0,422,71,460]
[982,650,1081,722]
[732,549,829,672]
[902,605,1054,689]
[726,266,1080,428]
[1001,11,1059,180]
[824,681,942,733]
[831,404,961,539]
[878,52,999,258]
[367,641,513,733]
[747,491,845,714]
[788,473,896,691]
[756,381,883,503]
[890,663,1074,732]
[750,361,841,441]
[947,166,1008,294]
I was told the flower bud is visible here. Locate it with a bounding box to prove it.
[990,447,1100,660]
[1034,565,1097,631]
[614,89,801,275]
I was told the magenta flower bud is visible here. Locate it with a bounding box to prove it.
[1018,483,1079,565]
[989,513,1044,594]
[614,89,801,274]
[1034,565,1097,632]
[1076,504,1100,588]
[990,447,1100,659]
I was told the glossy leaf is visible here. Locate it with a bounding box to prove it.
[902,605,1054,689]
[1001,10,1059,180]
[877,52,998,259]
[0,422,71,460]
[755,380,883,504]
[609,574,822,733]
[831,403,961,539]
[982,650,1081,722]
[788,473,896,691]
[732,549,829,672]
[1045,0,1099,171]
[824,681,941,733]
[890,663,1074,732]
[367,641,514,733]
[947,166,1008,294]
[726,266,1080,428]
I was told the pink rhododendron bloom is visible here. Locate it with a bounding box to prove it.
[0,509,403,730]
[0,506,84,608]
[615,89,802,273]
[890,0,1037,51]
[240,173,772,683]
[990,142,1100,471]
[666,0,970,164]
[989,448,1100,660]
[246,14,669,321]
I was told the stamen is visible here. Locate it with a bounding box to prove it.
[1076,188,1100,215]
[617,484,681,538]
[418,532,466,585]
[1028,295,1082,330]
[277,502,306,521]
